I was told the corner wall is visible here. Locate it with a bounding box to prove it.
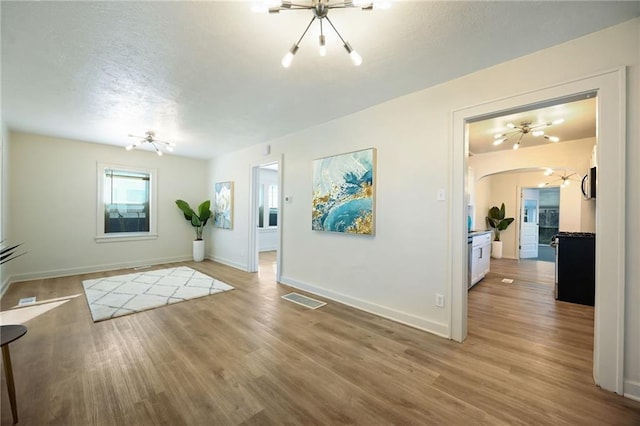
[7,132,209,283]
[210,19,639,398]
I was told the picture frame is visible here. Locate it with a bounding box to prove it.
[312,148,376,235]
[214,181,234,229]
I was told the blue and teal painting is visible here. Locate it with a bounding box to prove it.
[312,148,376,235]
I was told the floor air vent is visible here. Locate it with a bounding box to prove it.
[281,292,326,309]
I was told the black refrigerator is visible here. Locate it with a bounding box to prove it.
[554,232,595,306]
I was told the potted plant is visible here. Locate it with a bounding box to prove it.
[486,203,514,259]
[175,199,212,262]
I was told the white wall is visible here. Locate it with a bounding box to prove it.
[209,18,640,397]
[0,122,9,294]
[7,132,209,282]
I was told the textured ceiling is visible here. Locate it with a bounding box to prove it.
[2,1,639,158]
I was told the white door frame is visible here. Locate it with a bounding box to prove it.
[248,155,283,283]
[519,187,540,259]
[451,67,626,394]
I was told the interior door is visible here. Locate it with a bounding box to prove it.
[520,188,539,259]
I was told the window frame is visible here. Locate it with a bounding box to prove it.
[95,162,158,243]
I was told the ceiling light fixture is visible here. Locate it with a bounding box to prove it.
[538,168,580,188]
[263,0,382,68]
[126,131,175,156]
[493,119,564,150]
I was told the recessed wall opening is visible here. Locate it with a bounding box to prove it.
[249,160,282,282]
[465,92,598,379]
[452,69,626,394]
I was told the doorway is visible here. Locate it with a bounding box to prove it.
[451,68,626,394]
[248,159,282,282]
[519,186,561,262]
[519,188,540,259]
[534,187,560,262]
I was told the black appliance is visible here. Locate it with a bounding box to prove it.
[581,166,596,199]
[552,232,595,306]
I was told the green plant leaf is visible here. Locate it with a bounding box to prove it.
[488,206,501,221]
[0,242,25,265]
[486,204,514,239]
[175,199,195,220]
[197,200,211,218]
[176,199,212,239]
[497,217,515,231]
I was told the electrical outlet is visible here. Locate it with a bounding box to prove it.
[435,293,445,308]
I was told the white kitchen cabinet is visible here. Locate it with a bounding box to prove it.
[470,232,491,287]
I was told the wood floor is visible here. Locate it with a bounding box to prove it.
[1,254,639,425]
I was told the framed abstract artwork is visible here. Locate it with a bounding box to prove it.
[312,148,376,235]
[214,181,233,229]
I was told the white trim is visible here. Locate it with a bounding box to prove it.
[276,154,284,283]
[596,66,626,394]
[95,232,158,243]
[96,162,158,240]
[249,157,284,281]
[624,380,640,402]
[209,255,249,272]
[7,255,191,284]
[280,275,450,338]
[451,67,626,394]
[247,165,260,273]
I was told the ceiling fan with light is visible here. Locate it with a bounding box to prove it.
[256,0,390,68]
[126,131,176,156]
[538,168,580,188]
[493,119,565,150]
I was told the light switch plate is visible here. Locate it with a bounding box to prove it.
[437,189,446,201]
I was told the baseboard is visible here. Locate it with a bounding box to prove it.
[624,379,640,401]
[259,246,278,252]
[8,255,192,284]
[209,255,248,272]
[279,275,450,338]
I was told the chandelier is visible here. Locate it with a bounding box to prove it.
[493,119,564,150]
[538,168,580,188]
[261,0,387,68]
[126,131,175,156]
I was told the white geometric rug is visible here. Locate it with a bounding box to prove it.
[82,266,234,322]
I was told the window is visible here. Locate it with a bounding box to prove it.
[258,184,278,228]
[268,185,278,226]
[96,163,157,242]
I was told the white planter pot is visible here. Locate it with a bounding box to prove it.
[193,240,205,262]
[491,241,503,259]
